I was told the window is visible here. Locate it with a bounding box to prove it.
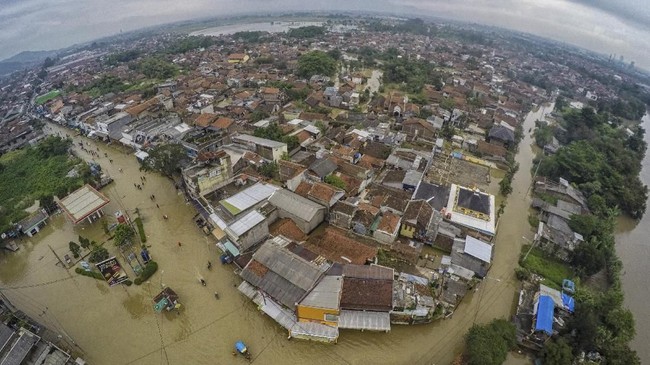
[324,314,339,322]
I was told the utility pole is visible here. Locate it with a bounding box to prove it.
[521,236,536,261]
[48,245,65,268]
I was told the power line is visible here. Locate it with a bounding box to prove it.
[123,305,243,365]
[0,276,75,290]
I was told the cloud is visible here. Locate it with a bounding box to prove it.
[0,0,649,69]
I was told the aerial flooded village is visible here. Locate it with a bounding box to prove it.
[0,15,647,365]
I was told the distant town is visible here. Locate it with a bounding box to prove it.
[0,15,646,365]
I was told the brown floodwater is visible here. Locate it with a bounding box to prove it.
[615,113,650,364]
[0,110,551,364]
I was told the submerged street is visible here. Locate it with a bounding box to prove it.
[0,104,551,365]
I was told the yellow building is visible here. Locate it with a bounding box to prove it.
[228,53,250,64]
[295,275,342,327]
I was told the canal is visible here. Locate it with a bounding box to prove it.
[0,105,551,364]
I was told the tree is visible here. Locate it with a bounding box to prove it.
[78,236,91,250]
[137,57,178,79]
[542,338,573,365]
[113,224,135,246]
[142,143,187,177]
[465,319,516,365]
[69,241,81,258]
[258,162,278,179]
[39,194,56,214]
[572,241,605,277]
[297,51,337,78]
[89,246,109,263]
[324,175,346,190]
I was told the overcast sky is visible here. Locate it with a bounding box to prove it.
[1,0,649,68]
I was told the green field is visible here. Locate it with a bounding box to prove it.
[35,90,61,105]
[0,137,85,232]
[520,245,574,289]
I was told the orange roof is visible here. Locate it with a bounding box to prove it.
[125,97,158,117]
[261,87,280,94]
[270,218,307,242]
[229,53,247,60]
[195,113,217,127]
[212,117,233,129]
[377,212,401,233]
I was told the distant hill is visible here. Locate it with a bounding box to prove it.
[0,50,58,77]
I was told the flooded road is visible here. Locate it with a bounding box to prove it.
[0,108,550,364]
[616,112,650,364]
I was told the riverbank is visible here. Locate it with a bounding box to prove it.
[616,112,650,364]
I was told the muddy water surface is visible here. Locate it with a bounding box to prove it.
[0,110,551,364]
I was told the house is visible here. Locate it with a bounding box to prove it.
[450,236,493,278]
[477,140,507,160]
[17,209,49,237]
[225,210,269,252]
[444,184,496,238]
[403,117,437,141]
[95,111,133,140]
[338,264,393,332]
[295,181,345,209]
[402,170,423,192]
[329,201,358,230]
[534,178,589,211]
[536,216,583,261]
[487,124,515,148]
[240,241,328,310]
[182,150,233,199]
[413,182,450,211]
[278,160,307,191]
[373,212,401,244]
[296,274,342,327]
[268,189,326,234]
[307,158,338,181]
[219,183,279,219]
[232,134,288,162]
[238,240,338,342]
[352,203,380,236]
[305,228,377,265]
[400,200,442,245]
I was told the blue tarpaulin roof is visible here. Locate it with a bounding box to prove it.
[535,295,554,335]
[562,293,575,313]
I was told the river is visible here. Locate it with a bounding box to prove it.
[0,106,551,365]
[616,112,650,364]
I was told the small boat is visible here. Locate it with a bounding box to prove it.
[234,341,251,359]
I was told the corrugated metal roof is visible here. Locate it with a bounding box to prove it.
[268,189,325,221]
[464,236,493,263]
[300,276,342,310]
[291,322,338,341]
[343,264,393,280]
[254,242,326,291]
[226,210,266,237]
[58,184,110,223]
[338,310,391,331]
[234,134,287,148]
[220,183,279,215]
[240,242,327,309]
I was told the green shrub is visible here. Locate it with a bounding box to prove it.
[74,267,104,281]
[515,267,531,281]
[134,217,147,243]
[134,261,158,285]
[123,280,133,286]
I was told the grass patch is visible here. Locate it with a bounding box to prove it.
[134,217,147,243]
[35,90,61,105]
[535,192,559,205]
[74,267,104,281]
[134,261,158,285]
[520,245,573,289]
[528,213,539,228]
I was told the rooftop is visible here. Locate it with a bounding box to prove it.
[58,184,110,224]
[299,275,342,310]
[220,183,279,216]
